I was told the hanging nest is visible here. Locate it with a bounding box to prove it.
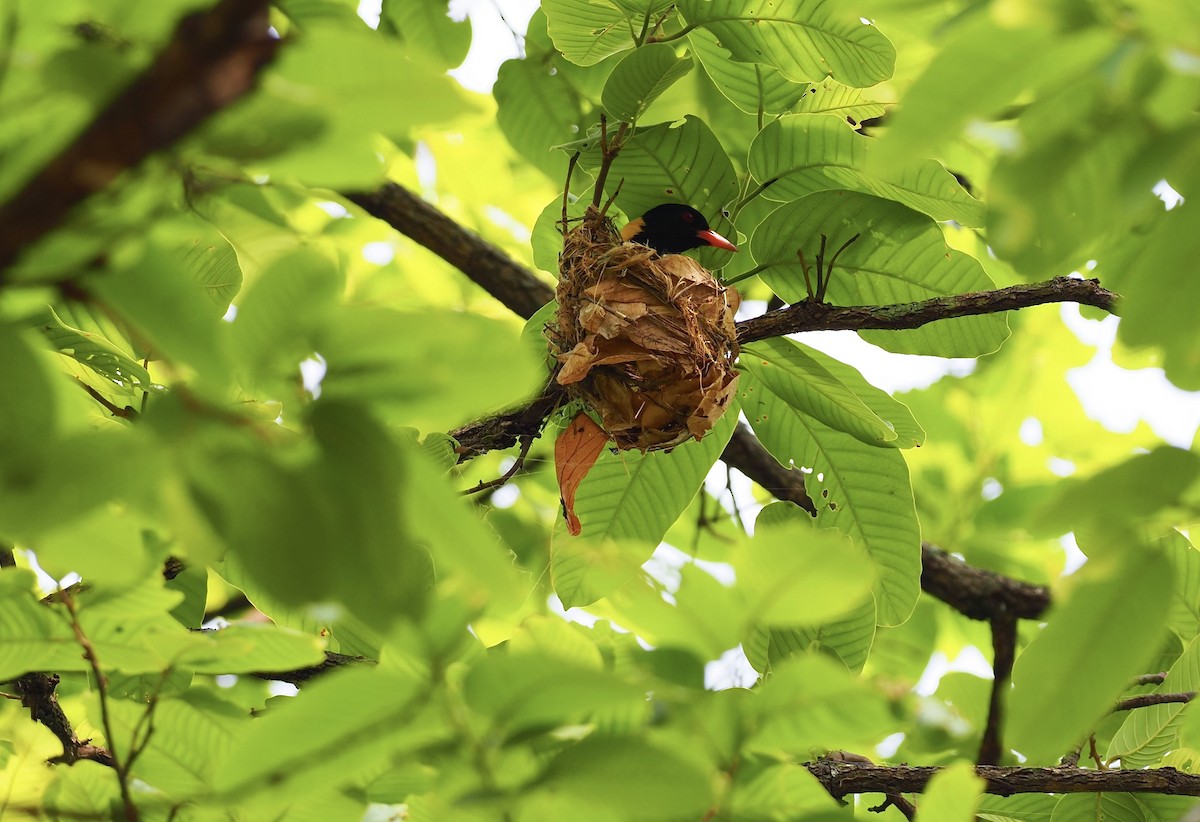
[550,207,741,452]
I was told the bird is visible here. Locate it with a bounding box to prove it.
[621,204,738,255]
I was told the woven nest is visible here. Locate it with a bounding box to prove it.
[550,207,741,452]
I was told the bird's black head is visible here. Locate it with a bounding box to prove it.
[620,204,738,255]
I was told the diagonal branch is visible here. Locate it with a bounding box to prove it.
[0,0,277,275]
[346,183,555,321]
[736,277,1119,343]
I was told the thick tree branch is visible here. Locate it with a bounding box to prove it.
[736,277,1119,343]
[919,546,1051,622]
[0,0,277,275]
[806,760,1200,798]
[345,183,555,321]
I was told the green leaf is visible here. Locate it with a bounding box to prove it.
[381,0,472,70]
[1106,633,1200,766]
[1034,447,1200,541]
[1008,550,1174,764]
[92,224,233,394]
[542,0,638,66]
[0,325,56,467]
[174,624,327,675]
[688,28,809,115]
[976,793,1058,822]
[114,690,248,796]
[495,51,588,181]
[749,114,985,226]
[1114,186,1200,390]
[0,569,83,680]
[746,503,877,673]
[591,565,745,661]
[677,0,896,88]
[230,246,342,388]
[917,763,984,822]
[1164,531,1200,641]
[211,667,427,801]
[541,736,713,821]
[728,762,842,819]
[740,337,897,445]
[570,397,738,545]
[735,522,875,626]
[750,654,898,753]
[870,20,1114,169]
[742,374,921,626]
[749,192,1008,356]
[602,44,694,123]
[315,306,544,433]
[35,306,152,394]
[793,79,887,123]
[464,653,645,731]
[606,115,740,269]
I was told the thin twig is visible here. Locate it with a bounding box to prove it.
[59,591,138,821]
[1114,693,1195,711]
[461,435,536,495]
[868,794,917,819]
[561,151,580,235]
[75,378,137,419]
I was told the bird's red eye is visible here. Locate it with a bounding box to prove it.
[681,211,694,222]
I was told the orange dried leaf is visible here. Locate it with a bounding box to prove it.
[555,412,608,536]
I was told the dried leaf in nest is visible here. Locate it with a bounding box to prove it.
[550,207,741,451]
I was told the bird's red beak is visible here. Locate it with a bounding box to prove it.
[697,228,738,252]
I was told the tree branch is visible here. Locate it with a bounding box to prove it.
[806,760,1200,799]
[345,183,555,321]
[736,277,1119,343]
[0,0,277,275]
[919,545,1050,622]
[1114,693,1194,711]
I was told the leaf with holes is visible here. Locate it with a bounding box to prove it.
[740,338,897,446]
[602,44,694,123]
[749,114,984,226]
[742,375,920,626]
[677,0,895,88]
[688,28,808,115]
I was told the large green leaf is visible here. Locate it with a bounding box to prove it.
[570,398,738,545]
[380,0,472,70]
[870,19,1114,169]
[211,667,428,802]
[315,306,543,433]
[734,522,875,626]
[677,0,896,88]
[541,736,713,820]
[1008,550,1173,764]
[0,325,56,468]
[917,763,984,822]
[1106,634,1200,766]
[606,115,740,269]
[740,338,897,445]
[543,0,640,66]
[688,28,809,115]
[745,502,877,673]
[495,49,589,181]
[601,44,694,123]
[750,655,898,753]
[749,114,984,226]
[793,79,886,123]
[742,375,920,626]
[749,192,1008,356]
[1164,531,1200,641]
